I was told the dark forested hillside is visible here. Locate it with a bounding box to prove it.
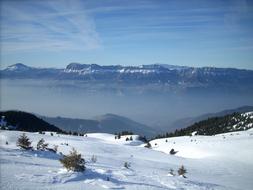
[154,112,253,139]
[0,111,63,132]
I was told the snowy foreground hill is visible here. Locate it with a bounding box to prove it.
[0,130,253,190]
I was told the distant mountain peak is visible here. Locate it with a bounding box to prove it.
[64,63,182,75]
[66,63,89,70]
[65,63,188,72]
[94,113,128,122]
[5,63,31,71]
[155,63,190,70]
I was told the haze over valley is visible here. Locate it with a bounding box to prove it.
[1,63,253,130]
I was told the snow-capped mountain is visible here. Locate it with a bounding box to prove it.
[1,63,253,88]
[5,63,32,71]
[62,63,253,87]
[1,63,61,79]
[64,63,169,74]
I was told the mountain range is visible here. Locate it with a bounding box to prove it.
[40,106,253,136]
[1,108,253,140]
[1,63,253,92]
[1,111,157,137]
[41,113,158,138]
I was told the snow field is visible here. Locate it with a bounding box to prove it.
[0,130,253,190]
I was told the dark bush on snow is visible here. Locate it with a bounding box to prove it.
[17,133,32,150]
[169,148,178,155]
[144,142,151,148]
[91,155,97,163]
[169,168,175,176]
[124,162,131,169]
[178,165,187,178]
[60,148,85,172]
[37,138,48,150]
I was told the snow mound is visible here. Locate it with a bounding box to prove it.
[150,130,253,162]
[87,133,143,146]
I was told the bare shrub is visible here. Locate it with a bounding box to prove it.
[124,162,131,169]
[178,165,187,178]
[144,142,151,148]
[60,148,85,172]
[17,133,32,150]
[91,155,97,163]
[169,168,175,176]
[37,138,48,151]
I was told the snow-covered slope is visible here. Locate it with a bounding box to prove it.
[150,130,253,161]
[1,130,253,190]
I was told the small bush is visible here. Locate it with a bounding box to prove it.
[72,132,78,136]
[50,132,54,136]
[53,145,58,152]
[60,148,85,172]
[124,162,131,169]
[178,165,187,178]
[169,148,178,155]
[17,133,32,150]
[169,168,175,176]
[144,142,151,148]
[91,155,97,163]
[37,138,48,151]
[45,145,58,153]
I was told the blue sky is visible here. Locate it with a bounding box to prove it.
[1,0,253,69]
